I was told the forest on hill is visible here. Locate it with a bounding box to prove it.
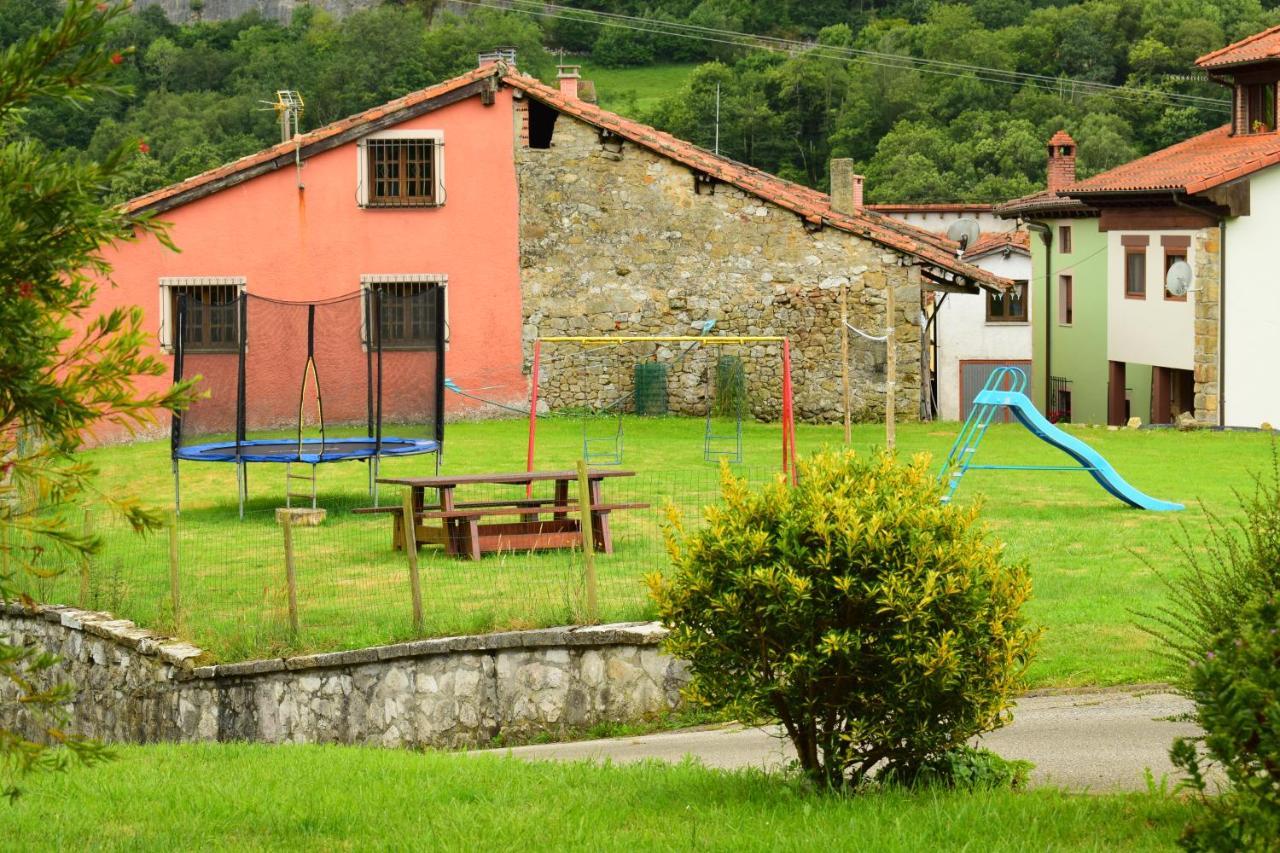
[3,0,1274,203]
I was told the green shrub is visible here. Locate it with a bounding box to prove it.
[649,449,1039,790]
[1145,452,1280,851]
[1170,595,1280,851]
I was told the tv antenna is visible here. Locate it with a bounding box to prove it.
[1165,259,1194,297]
[946,218,982,258]
[259,90,305,143]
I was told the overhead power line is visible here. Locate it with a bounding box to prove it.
[453,0,1231,114]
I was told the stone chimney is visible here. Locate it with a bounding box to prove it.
[1046,130,1077,193]
[557,65,581,99]
[829,158,865,215]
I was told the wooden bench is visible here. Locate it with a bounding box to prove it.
[416,502,648,560]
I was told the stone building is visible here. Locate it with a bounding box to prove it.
[102,59,1009,446]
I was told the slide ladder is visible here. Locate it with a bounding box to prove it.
[938,367,1182,511]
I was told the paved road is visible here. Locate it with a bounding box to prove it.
[482,687,1200,792]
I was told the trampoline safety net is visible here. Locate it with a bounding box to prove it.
[171,288,445,462]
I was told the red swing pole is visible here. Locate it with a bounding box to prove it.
[781,338,797,483]
[525,339,542,497]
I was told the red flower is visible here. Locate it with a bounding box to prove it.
[138,141,150,154]
[111,52,124,65]
[18,281,33,299]
[96,3,108,11]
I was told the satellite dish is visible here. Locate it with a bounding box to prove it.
[946,218,982,255]
[1165,260,1193,297]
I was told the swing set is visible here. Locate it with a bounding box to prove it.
[526,336,799,480]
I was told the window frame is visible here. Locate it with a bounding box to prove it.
[359,274,449,353]
[356,129,445,209]
[986,280,1028,324]
[1162,235,1191,302]
[1124,247,1147,299]
[158,276,246,355]
[1245,81,1277,133]
[1058,225,1072,254]
[1058,274,1073,326]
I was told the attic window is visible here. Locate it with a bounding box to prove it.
[358,130,444,208]
[528,100,558,149]
[1244,82,1276,133]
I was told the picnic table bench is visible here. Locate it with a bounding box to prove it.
[363,469,646,560]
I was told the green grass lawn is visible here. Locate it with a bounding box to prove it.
[7,743,1191,850]
[20,415,1274,686]
[579,62,697,116]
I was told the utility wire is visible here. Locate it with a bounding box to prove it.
[456,0,1230,114]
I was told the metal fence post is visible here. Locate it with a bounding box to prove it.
[576,458,599,624]
[282,512,300,637]
[167,511,182,633]
[401,489,425,634]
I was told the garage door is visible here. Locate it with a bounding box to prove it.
[959,359,1032,422]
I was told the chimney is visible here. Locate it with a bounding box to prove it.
[1046,130,1077,193]
[557,65,581,99]
[829,158,865,215]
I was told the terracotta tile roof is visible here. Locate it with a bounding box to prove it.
[1197,25,1280,69]
[994,189,1094,217]
[1064,124,1280,196]
[121,63,1006,290]
[865,203,995,213]
[124,66,497,214]
[502,73,1007,290]
[964,230,1030,260]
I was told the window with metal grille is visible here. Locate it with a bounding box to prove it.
[367,282,441,350]
[170,284,240,353]
[366,138,438,206]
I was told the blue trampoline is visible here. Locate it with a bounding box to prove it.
[171,288,446,518]
[175,437,440,464]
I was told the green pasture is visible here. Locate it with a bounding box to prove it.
[23,415,1274,686]
[579,62,698,115]
[8,742,1191,851]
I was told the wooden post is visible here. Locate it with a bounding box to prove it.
[401,489,424,634]
[79,507,93,608]
[282,512,300,637]
[840,281,851,446]
[167,511,181,633]
[885,282,897,450]
[576,458,599,624]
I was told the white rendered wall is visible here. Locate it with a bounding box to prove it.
[935,250,1033,420]
[881,210,1015,234]
[1224,166,1280,427]
[1106,230,1196,370]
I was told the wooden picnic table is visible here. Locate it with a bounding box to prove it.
[370,469,644,560]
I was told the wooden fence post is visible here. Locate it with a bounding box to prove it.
[576,458,600,624]
[401,489,425,634]
[282,512,300,637]
[79,507,93,608]
[168,511,181,633]
[886,282,897,450]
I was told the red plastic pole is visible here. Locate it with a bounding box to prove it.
[781,339,795,482]
[525,339,542,497]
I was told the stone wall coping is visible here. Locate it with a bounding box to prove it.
[2,600,668,680]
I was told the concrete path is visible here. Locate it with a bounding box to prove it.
[481,687,1200,792]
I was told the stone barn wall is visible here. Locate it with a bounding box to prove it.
[516,112,921,423]
[0,603,685,749]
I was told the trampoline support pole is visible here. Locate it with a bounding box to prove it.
[372,455,381,507]
[237,460,246,520]
[172,459,181,515]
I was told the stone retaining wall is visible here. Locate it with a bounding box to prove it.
[0,602,685,749]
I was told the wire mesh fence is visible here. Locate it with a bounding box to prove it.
[6,465,780,662]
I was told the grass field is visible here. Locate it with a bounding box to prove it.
[7,743,1192,850]
[579,62,698,115]
[20,415,1274,686]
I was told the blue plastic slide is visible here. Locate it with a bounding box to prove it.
[939,367,1183,511]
